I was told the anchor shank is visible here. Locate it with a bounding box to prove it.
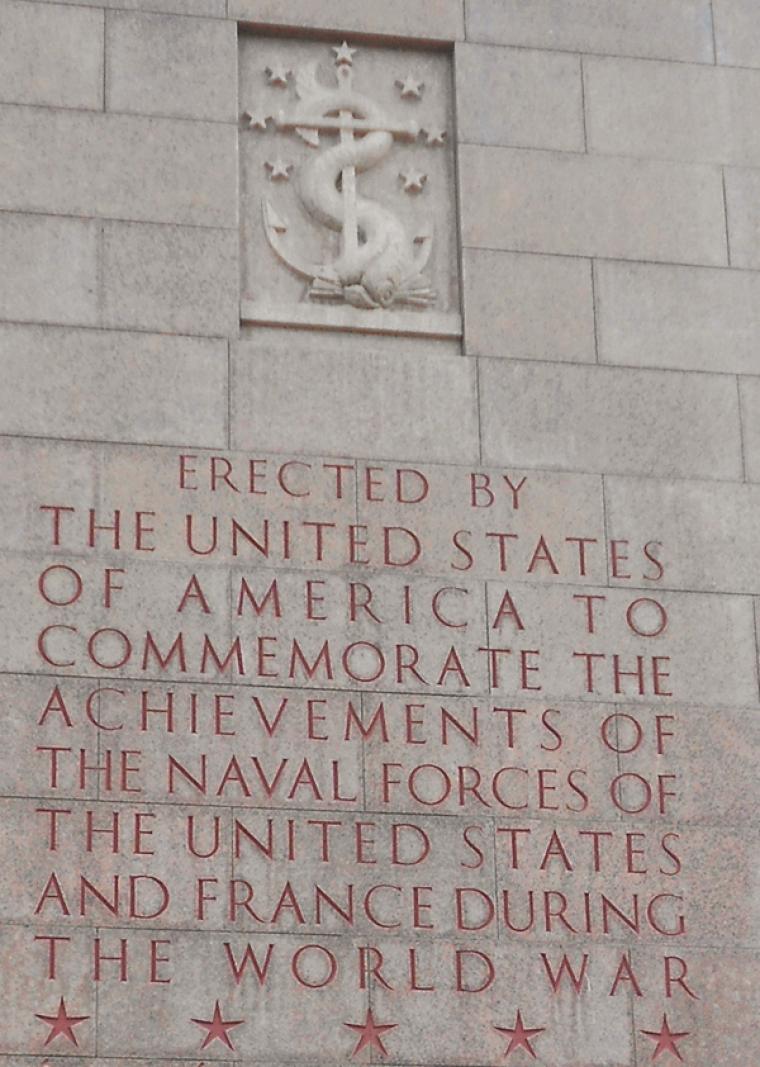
[339,108,359,261]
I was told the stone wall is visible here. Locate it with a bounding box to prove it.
[1,1,759,1064]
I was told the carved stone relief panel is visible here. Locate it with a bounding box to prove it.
[239,34,461,338]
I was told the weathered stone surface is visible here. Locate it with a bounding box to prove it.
[615,702,760,826]
[464,0,715,62]
[1,2,758,1063]
[355,461,606,583]
[724,167,760,269]
[106,11,237,122]
[629,947,760,1066]
[231,345,480,463]
[455,44,584,151]
[463,249,595,362]
[0,925,96,1057]
[479,360,743,480]
[713,0,760,68]
[0,324,227,446]
[0,212,98,326]
[35,0,225,14]
[95,929,366,1059]
[740,375,760,481]
[101,221,239,336]
[460,145,727,266]
[586,56,760,167]
[0,105,236,227]
[0,0,104,110]
[606,475,760,595]
[596,260,760,374]
[229,0,465,40]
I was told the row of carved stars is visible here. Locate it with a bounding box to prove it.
[244,109,447,147]
[34,997,691,1061]
[262,157,429,193]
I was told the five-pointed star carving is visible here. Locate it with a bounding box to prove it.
[333,41,357,65]
[35,997,90,1047]
[243,109,269,130]
[265,158,293,181]
[265,63,290,87]
[191,1000,245,1050]
[640,1014,690,1062]
[424,126,447,146]
[494,1010,546,1059]
[399,167,428,193]
[396,74,424,99]
[344,1008,397,1057]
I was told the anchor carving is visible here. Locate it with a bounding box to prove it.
[247,43,440,311]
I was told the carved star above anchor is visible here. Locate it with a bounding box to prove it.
[265,63,290,87]
[493,1010,546,1059]
[191,1000,244,1051]
[265,158,293,181]
[399,167,428,193]
[640,1015,690,1062]
[243,109,269,130]
[396,74,424,99]
[423,126,447,146]
[333,41,357,65]
[35,998,90,1047]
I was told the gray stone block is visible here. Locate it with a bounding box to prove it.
[465,0,715,63]
[479,359,743,480]
[101,221,239,336]
[0,0,103,110]
[0,212,98,326]
[30,0,224,14]
[231,344,479,463]
[714,0,760,68]
[606,475,760,594]
[455,43,584,152]
[740,376,760,482]
[460,145,727,266]
[0,324,227,446]
[0,105,236,227]
[106,11,237,122]
[586,56,760,167]
[463,248,595,362]
[229,0,464,40]
[725,167,760,269]
[596,259,760,374]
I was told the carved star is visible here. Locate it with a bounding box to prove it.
[396,74,424,99]
[265,158,293,181]
[344,1008,397,1058]
[191,1000,244,1051]
[333,41,357,66]
[423,126,447,146]
[265,64,290,87]
[640,1015,690,1062]
[243,109,270,130]
[494,1011,545,1059]
[35,998,90,1047]
[399,167,427,194]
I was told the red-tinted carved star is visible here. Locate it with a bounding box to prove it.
[641,1014,690,1061]
[191,1000,245,1050]
[344,1008,397,1057]
[494,1010,546,1059]
[35,997,90,1047]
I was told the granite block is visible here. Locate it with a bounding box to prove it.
[479,360,743,480]
[0,0,103,110]
[460,145,727,266]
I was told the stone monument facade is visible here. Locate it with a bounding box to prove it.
[1,1,759,1065]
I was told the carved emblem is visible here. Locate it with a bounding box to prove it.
[243,42,445,312]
